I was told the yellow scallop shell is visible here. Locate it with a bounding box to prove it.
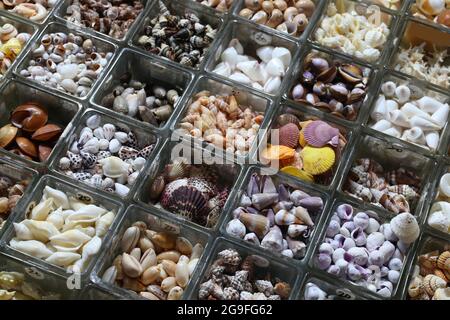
[301,145,336,175]
[0,38,22,59]
[299,120,313,147]
[280,166,315,182]
[262,145,295,160]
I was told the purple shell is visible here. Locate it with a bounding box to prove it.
[303,120,340,147]
[336,204,353,220]
[317,253,332,270]
[327,265,341,276]
[299,196,323,212]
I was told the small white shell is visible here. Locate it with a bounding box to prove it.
[416,96,444,113]
[409,115,442,131]
[13,222,34,240]
[389,212,420,244]
[236,60,264,82]
[103,124,116,141]
[401,103,433,120]
[221,47,239,68]
[95,211,115,237]
[43,186,70,209]
[30,198,53,221]
[430,104,449,127]
[401,127,426,145]
[22,220,60,242]
[10,238,53,259]
[428,208,450,233]
[382,127,402,138]
[81,235,102,260]
[439,173,450,197]
[256,46,274,63]
[229,72,252,84]
[57,63,78,80]
[226,219,246,238]
[388,110,409,127]
[265,57,286,77]
[371,95,386,121]
[45,252,81,267]
[394,85,410,104]
[86,115,101,129]
[371,119,392,131]
[114,183,130,197]
[271,47,291,68]
[212,62,231,77]
[99,156,130,178]
[263,76,281,94]
[425,131,439,150]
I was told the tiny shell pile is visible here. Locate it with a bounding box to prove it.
[393,43,450,89]
[149,159,230,228]
[100,72,181,127]
[226,174,324,259]
[428,172,450,234]
[411,0,450,29]
[64,0,145,39]
[0,271,58,300]
[238,0,316,37]
[10,186,116,272]
[0,102,63,162]
[344,158,422,214]
[0,24,31,79]
[136,1,217,68]
[101,222,204,300]
[175,91,264,156]
[263,113,346,185]
[0,0,56,23]
[212,38,291,94]
[407,249,450,300]
[198,248,292,300]
[0,176,28,230]
[194,0,233,12]
[314,1,391,62]
[58,114,155,197]
[19,32,114,98]
[316,204,420,297]
[291,52,369,121]
[369,81,449,151]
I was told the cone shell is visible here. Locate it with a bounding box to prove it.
[300,146,335,175]
[280,166,314,182]
[262,145,295,161]
[278,123,300,149]
[303,120,340,148]
[239,212,270,238]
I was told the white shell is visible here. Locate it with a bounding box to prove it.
[265,57,286,77]
[212,62,231,77]
[385,100,399,113]
[371,119,391,131]
[108,138,121,153]
[46,208,65,230]
[394,85,410,104]
[416,96,444,113]
[13,222,34,240]
[99,156,130,178]
[401,127,426,145]
[45,252,81,267]
[428,207,450,233]
[271,47,291,68]
[43,186,70,209]
[10,238,53,259]
[81,137,100,154]
[389,213,420,244]
[229,72,252,84]
[226,219,246,238]
[21,220,60,242]
[439,173,450,197]
[304,283,327,300]
[263,76,281,94]
[236,61,264,82]
[221,47,239,68]
[86,115,101,129]
[382,127,401,138]
[229,38,244,55]
[388,110,409,127]
[50,229,92,252]
[430,104,449,127]
[81,236,102,260]
[57,63,78,80]
[114,183,130,197]
[371,95,386,121]
[256,46,274,63]
[95,211,115,237]
[132,157,146,171]
[102,124,116,141]
[381,81,396,97]
[409,115,442,131]
[29,198,53,221]
[64,204,107,229]
[401,103,433,120]
[425,131,439,150]
[418,0,445,15]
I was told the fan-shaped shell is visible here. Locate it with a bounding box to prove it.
[280,166,314,182]
[303,120,340,147]
[389,212,420,244]
[278,123,300,148]
[423,274,447,296]
[261,145,295,161]
[437,251,450,271]
[300,146,335,175]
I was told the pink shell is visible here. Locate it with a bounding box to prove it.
[278,123,300,148]
[303,120,340,147]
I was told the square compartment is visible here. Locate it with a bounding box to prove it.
[170,75,273,162]
[189,237,299,300]
[219,165,329,263]
[14,22,117,101]
[0,80,81,167]
[299,274,366,300]
[91,204,211,300]
[365,72,450,155]
[0,174,124,281]
[50,108,159,199]
[311,198,420,299]
[409,0,450,33]
[388,19,450,91]
[55,0,151,42]
[136,139,242,231]
[286,44,378,124]
[131,0,223,70]
[91,48,194,131]
[204,19,299,96]
[310,0,396,65]
[338,133,435,217]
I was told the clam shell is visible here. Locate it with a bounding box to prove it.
[389,212,419,244]
[0,124,18,148]
[300,145,335,175]
[303,120,339,147]
[277,113,299,127]
[278,123,300,148]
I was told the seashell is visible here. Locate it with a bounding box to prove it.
[226,219,246,238]
[293,206,314,226]
[417,0,445,15]
[16,137,37,158]
[439,175,450,197]
[425,131,439,150]
[303,120,339,147]
[229,72,252,85]
[95,211,115,237]
[401,103,433,120]
[401,127,426,145]
[278,123,300,148]
[262,144,295,161]
[433,287,450,300]
[274,210,301,226]
[430,104,449,127]
[388,110,410,127]
[21,220,59,242]
[416,96,444,113]
[261,226,283,252]
[50,229,92,252]
[371,119,392,132]
[264,76,282,94]
[10,238,53,259]
[390,213,420,244]
[121,226,140,253]
[102,266,117,284]
[265,57,286,77]
[28,198,53,221]
[301,145,335,175]
[43,186,69,209]
[175,259,189,288]
[251,10,268,24]
[256,46,274,63]
[371,95,386,121]
[304,283,327,300]
[287,224,308,238]
[45,252,81,268]
[381,81,396,97]
[246,0,263,11]
[0,124,18,148]
[86,115,101,130]
[251,193,279,210]
[31,124,62,142]
[99,156,130,178]
[423,274,447,296]
[382,127,402,138]
[236,61,264,82]
[409,115,441,131]
[437,251,450,270]
[394,85,410,104]
[220,47,239,69]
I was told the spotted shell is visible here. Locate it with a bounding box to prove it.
[300,145,335,175]
[278,123,300,149]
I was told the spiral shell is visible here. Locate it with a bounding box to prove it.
[423,274,447,296]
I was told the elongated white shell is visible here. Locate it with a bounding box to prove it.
[388,110,410,127]
[263,76,281,94]
[371,95,386,121]
[409,115,442,131]
[236,60,264,82]
[265,57,286,77]
[95,211,115,237]
[382,127,401,138]
[416,96,444,113]
[43,186,70,209]
[50,229,92,252]
[439,173,450,197]
[64,204,106,229]
[30,198,53,221]
[221,47,239,68]
[212,62,231,77]
[46,208,65,230]
[401,103,432,120]
[389,213,419,244]
[401,127,426,145]
[425,131,439,150]
[45,252,81,267]
[371,119,392,131]
[431,104,449,127]
[13,222,34,241]
[428,208,450,233]
[21,220,60,242]
[271,47,291,68]
[229,72,252,84]
[10,239,53,259]
[81,236,102,260]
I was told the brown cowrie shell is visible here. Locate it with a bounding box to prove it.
[151,232,176,250]
[31,124,62,141]
[38,145,52,162]
[157,250,181,263]
[139,236,154,252]
[0,124,18,148]
[239,8,254,19]
[329,83,349,102]
[161,259,177,277]
[160,276,177,293]
[122,276,146,292]
[16,137,37,158]
[121,226,140,253]
[140,248,157,271]
[147,285,167,300]
[175,237,193,256]
[141,265,162,285]
[11,103,48,132]
[347,87,366,104]
[338,64,363,84]
[122,253,143,278]
[130,247,142,261]
[168,286,184,300]
[317,66,337,83]
[140,291,160,300]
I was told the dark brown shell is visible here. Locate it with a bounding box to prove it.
[10,103,48,132]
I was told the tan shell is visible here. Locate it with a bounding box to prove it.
[16,137,37,158]
[31,124,62,141]
[408,276,423,298]
[437,251,450,271]
[0,124,18,148]
[423,274,447,296]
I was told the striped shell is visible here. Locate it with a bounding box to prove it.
[303,120,340,148]
[300,146,335,175]
[278,123,300,149]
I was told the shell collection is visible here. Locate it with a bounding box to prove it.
[136,1,217,68]
[0,175,28,230]
[369,81,449,151]
[0,102,63,162]
[19,31,114,98]
[411,0,450,29]
[290,51,369,121]
[314,0,391,62]
[9,186,116,272]
[194,0,234,12]
[101,222,204,300]
[316,203,420,297]
[63,0,145,40]
[407,248,450,300]
[0,0,56,23]
[0,271,57,300]
[58,114,156,197]
[428,172,450,234]
[344,158,422,215]
[0,23,31,79]
[198,248,292,300]
[303,282,336,300]
[263,113,346,185]
[226,173,324,259]
[212,38,291,94]
[100,72,181,127]
[149,159,230,228]
[175,91,264,156]
[238,0,317,37]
